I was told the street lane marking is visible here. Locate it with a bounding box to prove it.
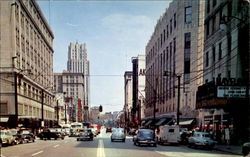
[31,151,43,156]
[97,140,106,157]
[53,144,60,148]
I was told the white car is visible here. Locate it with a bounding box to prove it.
[111,128,126,142]
[188,132,216,149]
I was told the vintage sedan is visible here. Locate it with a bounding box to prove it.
[0,130,16,145]
[242,142,250,157]
[133,129,157,147]
[38,129,65,140]
[22,130,35,143]
[77,129,94,141]
[111,128,126,142]
[10,129,25,144]
[188,132,216,149]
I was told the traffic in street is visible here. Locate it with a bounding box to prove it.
[1,128,241,157]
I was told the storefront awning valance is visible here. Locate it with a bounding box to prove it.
[0,117,9,122]
[144,120,153,126]
[155,118,171,126]
[176,119,195,125]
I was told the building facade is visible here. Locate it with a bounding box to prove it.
[196,0,249,144]
[145,0,205,123]
[124,71,133,128]
[0,0,55,128]
[89,106,100,124]
[131,55,145,126]
[54,71,85,122]
[67,42,90,116]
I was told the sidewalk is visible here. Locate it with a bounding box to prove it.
[214,144,242,155]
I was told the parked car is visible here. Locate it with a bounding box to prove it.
[188,132,216,149]
[242,142,250,157]
[77,129,94,141]
[111,128,126,142]
[106,127,112,133]
[133,129,157,147]
[157,125,180,145]
[0,130,16,145]
[38,129,64,140]
[22,130,35,143]
[128,128,137,136]
[10,129,25,144]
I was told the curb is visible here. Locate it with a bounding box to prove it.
[214,147,242,155]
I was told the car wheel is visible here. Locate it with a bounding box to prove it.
[111,139,113,142]
[123,139,125,142]
[137,142,140,146]
[134,142,136,145]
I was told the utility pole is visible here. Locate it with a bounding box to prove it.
[41,90,44,127]
[14,72,18,127]
[177,75,181,125]
[65,103,67,124]
[57,99,59,125]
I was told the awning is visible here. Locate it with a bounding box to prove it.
[178,119,194,125]
[0,117,9,122]
[144,120,153,126]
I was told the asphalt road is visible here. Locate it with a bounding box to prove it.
[1,129,241,157]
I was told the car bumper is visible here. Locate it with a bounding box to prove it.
[138,140,156,144]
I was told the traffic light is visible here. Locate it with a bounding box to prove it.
[99,105,103,112]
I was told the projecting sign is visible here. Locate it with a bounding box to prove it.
[217,86,249,98]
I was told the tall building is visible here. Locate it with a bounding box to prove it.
[89,106,100,124]
[124,71,133,127]
[54,71,85,122]
[67,42,90,119]
[196,0,249,144]
[0,0,55,128]
[145,0,205,124]
[131,55,145,126]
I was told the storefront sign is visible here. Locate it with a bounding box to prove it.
[217,86,249,98]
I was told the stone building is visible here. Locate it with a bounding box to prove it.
[124,71,133,127]
[196,0,249,144]
[145,0,205,124]
[54,71,85,122]
[0,0,55,128]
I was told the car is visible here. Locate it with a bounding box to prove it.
[91,128,98,136]
[0,130,16,146]
[38,129,65,140]
[188,132,216,149]
[242,142,250,157]
[22,130,35,143]
[106,127,112,133]
[111,128,126,142]
[133,129,157,147]
[10,129,25,144]
[157,125,180,145]
[77,129,94,141]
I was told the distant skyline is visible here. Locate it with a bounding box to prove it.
[38,0,170,112]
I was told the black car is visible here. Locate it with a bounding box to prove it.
[106,127,112,133]
[133,129,157,147]
[22,130,35,143]
[77,129,94,141]
[242,142,250,157]
[10,129,24,144]
[38,129,64,140]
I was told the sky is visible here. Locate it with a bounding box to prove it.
[38,0,170,113]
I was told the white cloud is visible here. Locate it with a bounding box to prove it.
[66,22,79,27]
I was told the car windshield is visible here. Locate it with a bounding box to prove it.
[113,129,124,133]
[202,134,210,138]
[22,130,30,134]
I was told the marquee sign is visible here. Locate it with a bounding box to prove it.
[217,86,250,98]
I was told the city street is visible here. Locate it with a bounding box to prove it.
[1,129,241,157]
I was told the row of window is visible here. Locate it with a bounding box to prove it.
[18,104,53,119]
[205,41,223,67]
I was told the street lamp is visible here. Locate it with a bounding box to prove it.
[163,71,181,125]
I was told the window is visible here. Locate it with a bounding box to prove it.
[212,46,216,62]
[185,7,192,23]
[206,51,209,67]
[174,13,176,28]
[163,29,166,42]
[207,0,210,13]
[184,33,191,49]
[218,42,222,60]
[170,19,172,33]
[212,17,216,33]
[213,0,216,7]
[206,21,210,37]
[0,103,7,114]
[167,25,169,38]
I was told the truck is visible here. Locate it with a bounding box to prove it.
[157,125,180,145]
